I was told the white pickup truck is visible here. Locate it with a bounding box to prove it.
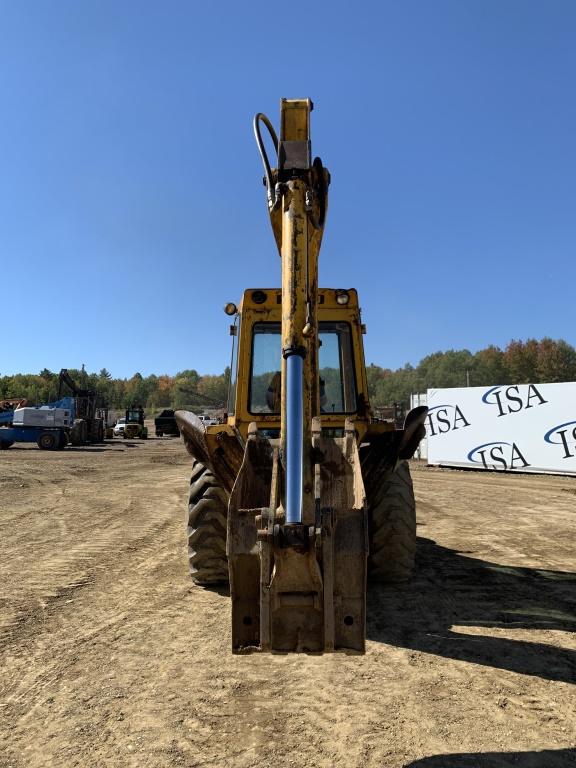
[198,414,219,426]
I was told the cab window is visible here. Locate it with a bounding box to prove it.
[250,323,281,413]
[319,322,357,413]
[249,321,357,414]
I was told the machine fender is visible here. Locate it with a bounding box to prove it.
[175,410,211,466]
[176,410,244,493]
[361,406,428,501]
[398,406,428,460]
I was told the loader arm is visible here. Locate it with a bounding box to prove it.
[255,98,328,526]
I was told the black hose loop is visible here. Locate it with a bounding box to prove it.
[253,113,279,209]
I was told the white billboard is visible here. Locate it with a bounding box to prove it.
[426,382,576,476]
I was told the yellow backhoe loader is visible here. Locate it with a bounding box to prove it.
[176,99,427,653]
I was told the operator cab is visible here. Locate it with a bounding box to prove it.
[126,407,144,425]
[225,288,372,441]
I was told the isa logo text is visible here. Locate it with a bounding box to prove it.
[544,421,576,459]
[467,441,530,470]
[482,385,547,417]
[427,404,470,436]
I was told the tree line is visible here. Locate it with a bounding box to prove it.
[366,337,576,406]
[1,338,575,413]
[0,368,229,413]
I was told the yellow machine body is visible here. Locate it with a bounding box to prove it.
[224,287,391,443]
[176,99,427,654]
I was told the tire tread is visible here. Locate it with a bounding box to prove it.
[187,460,229,585]
[367,461,416,582]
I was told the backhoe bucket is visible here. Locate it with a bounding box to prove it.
[227,418,367,654]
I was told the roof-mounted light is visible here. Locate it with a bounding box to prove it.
[335,290,350,305]
[251,290,268,304]
[224,302,238,315]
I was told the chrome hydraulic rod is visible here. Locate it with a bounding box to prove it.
[281,178,308,526]
[284,352,304,524]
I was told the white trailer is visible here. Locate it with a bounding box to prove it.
[427,382,576,475]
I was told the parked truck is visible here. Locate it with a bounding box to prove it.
[154,409,180,437]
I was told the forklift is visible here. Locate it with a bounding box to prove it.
[123,406,148,439]
[58,369,106,444]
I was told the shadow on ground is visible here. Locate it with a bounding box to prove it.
[65,442,142,451]
[367,537,576,684]
[405,748,576,767]
[4,442,143,452]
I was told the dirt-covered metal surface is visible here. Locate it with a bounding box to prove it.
[0,437,574,767]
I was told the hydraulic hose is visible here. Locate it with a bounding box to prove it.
[253,112,279,209]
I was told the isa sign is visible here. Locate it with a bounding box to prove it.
[427,382,576,476]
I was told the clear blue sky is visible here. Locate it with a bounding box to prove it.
[2,1,575,378]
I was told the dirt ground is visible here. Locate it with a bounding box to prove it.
[0,433,575,768]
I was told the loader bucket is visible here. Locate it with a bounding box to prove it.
[227,418,367,654]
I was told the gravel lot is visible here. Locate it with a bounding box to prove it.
[1,436,574,767]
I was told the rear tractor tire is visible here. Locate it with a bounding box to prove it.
[187,459,229,585]
[368,461,416,583]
